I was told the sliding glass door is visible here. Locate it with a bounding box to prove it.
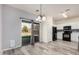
[21,20,40,46]
[21,21,32,46]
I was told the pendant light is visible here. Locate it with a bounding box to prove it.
[36,4,46,22]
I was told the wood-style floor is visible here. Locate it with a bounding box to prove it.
[3,40,79,55]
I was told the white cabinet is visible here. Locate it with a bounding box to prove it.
[71,32,79,42]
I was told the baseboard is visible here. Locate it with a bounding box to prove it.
[57,38,78,43]
[2,45,22,52]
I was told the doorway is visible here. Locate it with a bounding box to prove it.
[21,20,40,46]
[21,21,32,46]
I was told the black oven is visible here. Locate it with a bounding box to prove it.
[63,26,72,41]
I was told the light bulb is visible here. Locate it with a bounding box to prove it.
[62,13,68,18]
[42,16,46,21]
[37,16,41,20]
[36,16,41,21]
[36,18,39,21]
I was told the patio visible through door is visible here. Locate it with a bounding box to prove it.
[21,21,32,46]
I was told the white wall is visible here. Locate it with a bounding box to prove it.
[0,5,53,51]
[40,21,48,42]
[40,16,53,43]
[2,5,36,50]
[47,17,53,42]
[0,5,2,54]
[55,17,79,42]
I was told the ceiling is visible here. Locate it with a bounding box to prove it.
[9,4,79,20]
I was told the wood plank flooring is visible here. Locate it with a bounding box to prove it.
[3,40,79,55]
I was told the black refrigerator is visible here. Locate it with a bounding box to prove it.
[52,27,57,41]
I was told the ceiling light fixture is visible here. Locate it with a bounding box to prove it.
[62,9,70,18]
[62,13,68,18]
[36,4,46,22]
